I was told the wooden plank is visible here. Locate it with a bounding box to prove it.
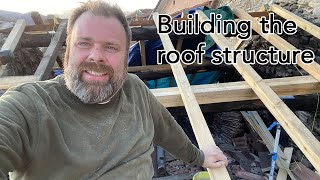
[31,11,44,25]
[153,172,195,180]
[270,4,320,39]
[34,21,67,80]
[277,147,294,180]
[1,19,26,53]
[153,12,231,180]
[232,7,320,81]
[139,40,146,66]
[210,0,220,9]
[290,162,320,180]
[241,112,296,180]
[154,75,320,107]
[197,9,320,173]
[0,24,54,34]
[2,73,320,106]
[0,75,38,90]
[128,60,214,72]
[0,19,26,76]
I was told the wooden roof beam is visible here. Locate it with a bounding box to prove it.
[0,19,26,65]
[232,7,320,81]
[197,9,320,172]
[34,21,67,81]
[269,4,320,39]
[154,12,231,180]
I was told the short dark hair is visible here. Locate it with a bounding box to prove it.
[64,0,131,64]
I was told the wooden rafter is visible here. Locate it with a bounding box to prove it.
[1,73,319,106]
[34,21,67,81]
[197,9,320,172]
[269,4,320,39]
[277,147,294,180]
[0,24,54,34]
[0,19,26,66]
[232,7,320,81]
[153,12,231,180]
[241,111,296,180]
[31,11,44,25]
[153,75,320,107]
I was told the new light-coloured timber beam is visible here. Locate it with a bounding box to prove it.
[0,19,26,66]
[197,10,320,172]
[277,147,294,180]
[269,4,320,39]
[34,21,67,81]
[232,7,320,81]
[153,12,231,180]
[154,75,320,107]
[2,74,320,105]
[0,75,37,90]
[241,111,296,180]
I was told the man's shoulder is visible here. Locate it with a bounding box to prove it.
[124,73,146,88]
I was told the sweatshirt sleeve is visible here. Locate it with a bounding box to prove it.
[0,86,37,178]
[146,87,204,166]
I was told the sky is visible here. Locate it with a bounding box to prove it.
[1,0,159,15]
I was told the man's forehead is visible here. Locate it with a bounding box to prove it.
[74,11,117,28]
[72,11,126,42]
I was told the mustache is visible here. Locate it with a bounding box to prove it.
[78,61,114,75]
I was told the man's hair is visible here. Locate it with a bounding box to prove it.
[64,0,131,64]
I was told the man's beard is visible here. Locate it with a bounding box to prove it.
[64,60,127,104]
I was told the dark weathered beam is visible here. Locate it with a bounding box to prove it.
[34,21,67,80]
[0,24,54,34]
[20,32,54,48]
[168,96,318,116]
[31,11,44,25]
[133,63,231,80]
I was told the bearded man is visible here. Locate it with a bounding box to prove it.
[0,1,227,179]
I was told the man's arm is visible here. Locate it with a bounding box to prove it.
[145,86,203,165]
[145,85,228,168]
[0,87,36,178]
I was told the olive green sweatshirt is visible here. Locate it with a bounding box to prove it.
[0,74,204,180]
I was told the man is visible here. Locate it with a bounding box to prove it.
[0,1,227,179]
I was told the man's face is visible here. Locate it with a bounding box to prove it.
[64,12,128,104]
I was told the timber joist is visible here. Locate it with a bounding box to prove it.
[1,4,320,180]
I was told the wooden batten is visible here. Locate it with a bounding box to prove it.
[276,147,294,180]
[270,4,320,39]
[1,19,26,60]
[31,11,44,25]
[241,111,296,180]
[34,21,67,81]
[232,7,320,81]
[197,9,320,173]
[153,12,231,180]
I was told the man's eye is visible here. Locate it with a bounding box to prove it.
[78,42,91,48]
[105,46,117,52]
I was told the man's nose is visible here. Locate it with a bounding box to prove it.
[88,45,105,63]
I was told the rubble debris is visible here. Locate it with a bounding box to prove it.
[290,162,320,180]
